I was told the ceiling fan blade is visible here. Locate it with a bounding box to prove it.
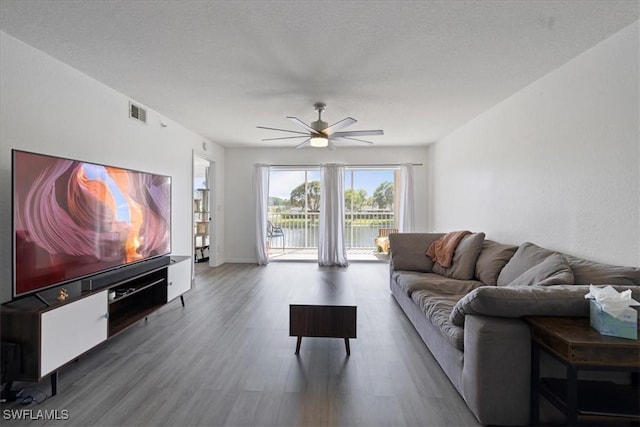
[286,117,321,135]
[323,117,357,135]
[327,140,337,151]
[262,135,309,141]
[332,136,374,145]
[256,126,308,135]
[295,138,311,149]
[332,129,384,138]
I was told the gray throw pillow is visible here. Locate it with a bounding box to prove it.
[474,240,518,286]
[496,242,556,286]
[506,253,574,287]
[432,233,486,280]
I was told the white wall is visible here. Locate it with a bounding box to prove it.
[430,22,639,266]
[224,146,429,263]
[0,32,225,303]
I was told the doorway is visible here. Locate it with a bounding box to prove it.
[193,154,214,265]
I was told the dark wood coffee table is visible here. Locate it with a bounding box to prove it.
[289,281,357,355]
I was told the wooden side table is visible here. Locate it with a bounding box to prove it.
[525,316,640,426]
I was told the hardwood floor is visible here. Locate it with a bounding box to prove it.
[2,262,481,427]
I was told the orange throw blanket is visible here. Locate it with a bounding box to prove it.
[426,230,471,268]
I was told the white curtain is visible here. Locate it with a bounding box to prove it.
[398,163,415,232]
[318,164,348,266]
[253,164,269,265]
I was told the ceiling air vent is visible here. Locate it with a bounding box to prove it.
[129,102,147,124]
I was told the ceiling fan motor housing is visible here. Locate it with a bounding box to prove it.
[311,120,328,133]
[312,102,328,134]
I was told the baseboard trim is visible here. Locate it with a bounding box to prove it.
[223,258,256,264]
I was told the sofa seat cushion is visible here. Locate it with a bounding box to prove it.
[432,232,486,280]
[411,289,465,350]
[393,271,485,296]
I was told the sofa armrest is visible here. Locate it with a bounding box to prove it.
[462,315,531,426]
[450,285,594,326]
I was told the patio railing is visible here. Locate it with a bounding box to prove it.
[268,211,394,249]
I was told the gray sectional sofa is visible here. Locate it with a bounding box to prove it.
[388,232,640,426]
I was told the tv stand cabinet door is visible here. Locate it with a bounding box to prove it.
[167,257,192,302]
[41,291,108,376]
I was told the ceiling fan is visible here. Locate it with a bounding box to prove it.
[257,102,384,150]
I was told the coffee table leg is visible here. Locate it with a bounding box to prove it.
[344,338,350,356]
[295,336,302,354]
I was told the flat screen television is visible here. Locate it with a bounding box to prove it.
[12,150,172,298]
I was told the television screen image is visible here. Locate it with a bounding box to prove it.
[13,150,171,297]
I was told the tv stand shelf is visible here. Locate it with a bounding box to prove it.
[110,278,164,302]
[1,256,192,396]
[107,266,167,337]
[109,304,164,337]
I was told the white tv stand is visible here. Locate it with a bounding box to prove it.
[1,255,191,396]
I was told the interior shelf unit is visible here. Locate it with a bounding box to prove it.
[194,187,210,263]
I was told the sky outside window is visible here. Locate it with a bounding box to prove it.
[349,170,394,197]
[269,169,394,202]
[269,170,320,201]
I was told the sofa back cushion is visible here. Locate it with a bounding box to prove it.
[474,240,518,286]
[497,242,557,286]
[432,232,486,280]
[498,242,640,287]
[389,233,444,272]
[562,253,640,285]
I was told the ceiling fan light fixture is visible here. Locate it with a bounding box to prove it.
[258,102,383,150]
[310,134,328,147]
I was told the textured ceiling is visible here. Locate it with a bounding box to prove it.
[1,1,638,148]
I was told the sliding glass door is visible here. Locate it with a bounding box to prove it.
[267,167,397,260]
[268,169,320,257]
[344,168,396,250]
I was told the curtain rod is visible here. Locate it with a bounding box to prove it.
[266,163,422,168]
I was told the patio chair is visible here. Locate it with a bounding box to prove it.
[377,228,398,238]
[375,228,398,254]
[267,221,285,252]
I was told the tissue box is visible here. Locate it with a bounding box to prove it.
[589,300,638,340]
